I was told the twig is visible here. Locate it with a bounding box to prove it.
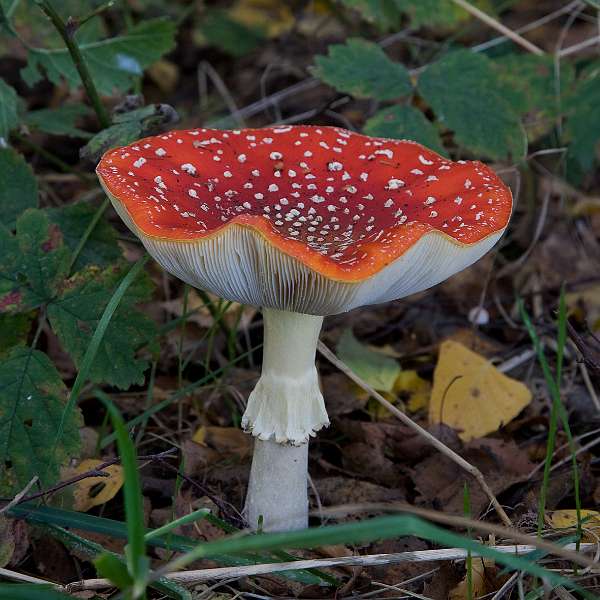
[34,0,110,128]
[0,476,38,515]
[0,567,54,586]
[450,0,544,55]
[0,449,177,508]
[317,341,513,527]
[63,542,598,591]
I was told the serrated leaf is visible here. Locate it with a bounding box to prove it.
[80,103,179,162]
[0,209,70,314]
[0,147,39,229]
[0,313,32,356]
[47,266,156,389]
[47,201,122,270]
[565,60,600,173]
[337,329,401,392]
[364,105,445,154]
[312,38,412,101]
[493,54,574,142]
[0,78,18,140]
[21,18,177,95]
[24,104,92,139]
[418,50,526,160]
[0,346,82,494]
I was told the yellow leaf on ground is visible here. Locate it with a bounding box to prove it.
[72,459,124,512]
[548,509,600,542]
[193,426,252,459]
[428,340,531,441]
[396,370,431,412]
[229,0,295,38]
[450,557,496,600]
[367,370,430,419]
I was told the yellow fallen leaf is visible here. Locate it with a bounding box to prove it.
[229,0,295,38]
[548,509,600,542]
[397,370,431,412]
[193,426,252,459]
[450,557,496,600]
[72,459,124,512]
[566,285,600,331]
[366,370,430,419]
[428,340,531,441]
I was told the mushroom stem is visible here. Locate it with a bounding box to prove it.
[242,308,328,444]
[243,308,328,531]
[246,438,309,531]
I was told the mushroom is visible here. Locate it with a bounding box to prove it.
[96,125,513,531]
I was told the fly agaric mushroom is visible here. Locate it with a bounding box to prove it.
[96,125,512,531]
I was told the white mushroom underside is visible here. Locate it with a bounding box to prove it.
[120,218,502,316]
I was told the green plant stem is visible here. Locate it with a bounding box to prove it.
[34,0,110,128]
[463,483,473,600]
[519,292,582,558]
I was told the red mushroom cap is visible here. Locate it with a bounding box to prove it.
[97,125,512,284]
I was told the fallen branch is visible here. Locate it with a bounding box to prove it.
[317,341,513,527]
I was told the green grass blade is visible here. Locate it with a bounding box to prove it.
[160,514,573,589]
[0,584,74,599]
[39,522,191,600]
[519,296,582,552]
[463,483,473,600]
[67,196,110,274]
[145,508,210,541]
[50,255,149,476]
[8,504,325,585]
[100,397,148,597]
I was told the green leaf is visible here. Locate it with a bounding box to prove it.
[0,313,32,356]
[80,103,179,162]
[418,50,526,160]
[0,147,39,229]
[21,18,177,95]
[337,329,400,392]
[46,201,122,270]
[312,38,412,101]
[0,77,18,140]
[0,210,70,314]
[0,346,82,494]
[197,9,266,57]
[493,54,574,142]
[565,60,600,173]
[47,265,156,389]
[0,584,76,599]
[24,104,92,138]
[338,0,403,30]
[364,105,445,154]
[95,552,134,589]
